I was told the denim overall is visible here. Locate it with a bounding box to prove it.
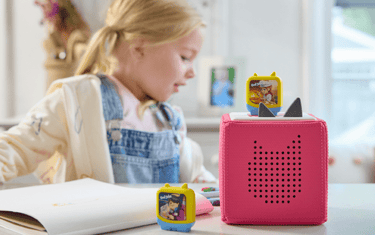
[98,74,182,183]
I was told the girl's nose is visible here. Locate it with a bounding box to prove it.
[185,64,196,79]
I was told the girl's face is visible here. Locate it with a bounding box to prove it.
[133,28,204,102]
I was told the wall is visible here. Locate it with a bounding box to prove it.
[0,0,6,120]
[0,0,46,118]
[13,1,46,117]
[229,0,303,109]
[72,0,110,33]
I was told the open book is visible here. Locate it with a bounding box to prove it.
[0,179,214,235]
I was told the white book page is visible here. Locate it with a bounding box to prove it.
[0,179,213,235]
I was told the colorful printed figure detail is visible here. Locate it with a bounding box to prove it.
[259,81,274,104]
[160,193,187,221]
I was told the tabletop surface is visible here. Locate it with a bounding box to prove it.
[0,183,374,235]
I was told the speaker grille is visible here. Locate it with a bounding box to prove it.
[248,135,302,204]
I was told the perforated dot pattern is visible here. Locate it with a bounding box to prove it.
[248,135,302,204]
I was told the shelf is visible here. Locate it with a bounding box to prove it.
[185,117,221,130]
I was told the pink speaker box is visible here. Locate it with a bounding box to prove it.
[219,111,328,225]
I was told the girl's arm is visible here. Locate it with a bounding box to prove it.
[173,106,216,183]
[181,137,217,183]
[0,86,69,182]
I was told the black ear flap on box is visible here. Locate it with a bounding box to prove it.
[258,98,303,118]
[284,98,302,117]
[258,103,275,117]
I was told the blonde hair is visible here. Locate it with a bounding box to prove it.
[75,0,204,76]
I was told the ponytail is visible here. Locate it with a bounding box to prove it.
[75,26,120,76]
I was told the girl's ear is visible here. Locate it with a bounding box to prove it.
[129,38,147,60]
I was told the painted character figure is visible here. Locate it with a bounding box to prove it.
[175,195,187,221]
[259,81,273,104]
[160,194,181,220]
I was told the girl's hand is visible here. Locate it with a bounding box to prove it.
[193,176,207,183]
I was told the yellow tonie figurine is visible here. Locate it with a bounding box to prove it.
[246,72,283,116]
[156,183,196,232]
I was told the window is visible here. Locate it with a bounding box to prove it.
[331,1,375,139]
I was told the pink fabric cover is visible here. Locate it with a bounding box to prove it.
[219,113,328,225]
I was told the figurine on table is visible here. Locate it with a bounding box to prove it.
[35,0,90,89]
[157,184,196,232]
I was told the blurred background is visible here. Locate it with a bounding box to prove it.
[1,0,375,183]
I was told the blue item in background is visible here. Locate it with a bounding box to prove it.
[211,80,234,107]
[207,197,220,206]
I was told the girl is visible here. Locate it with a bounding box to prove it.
[0,0,216,184]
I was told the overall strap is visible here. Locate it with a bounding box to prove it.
[157,102,182,144]
[97,74,123,121]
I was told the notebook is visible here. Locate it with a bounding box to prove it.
[0,179,214,235]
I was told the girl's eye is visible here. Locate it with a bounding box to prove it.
[181,56,190,62]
